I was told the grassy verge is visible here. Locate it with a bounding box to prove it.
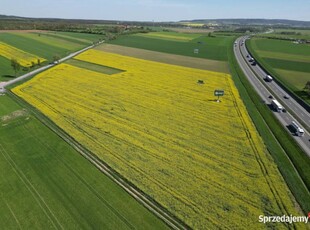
[228,38,310,214]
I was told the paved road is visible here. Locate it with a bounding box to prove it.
[234,36,310,157]
[0,44,96,90]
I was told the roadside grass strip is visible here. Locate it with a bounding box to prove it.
[13,50,305,229]
[0,41,46,67]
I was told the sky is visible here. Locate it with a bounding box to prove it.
[1,0,309,22]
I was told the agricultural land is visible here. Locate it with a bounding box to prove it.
[107,31,234,61]
[95,44,230,73]
[0,31,103,81]
[258,29,310,40]
[13,49,306,229]
[0,92,168,229]
[247,37,310,104]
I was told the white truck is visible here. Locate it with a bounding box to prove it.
[291,121,305,137]
[271,99,284,112]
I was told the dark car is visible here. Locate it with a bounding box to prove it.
[268,95,273,99]
[251,61,256,66]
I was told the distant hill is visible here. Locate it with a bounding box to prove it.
[0,14,26,20]
[179,19,310,27]
[0,14,309,28]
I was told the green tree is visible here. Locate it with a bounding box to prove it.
[11,59,21,77]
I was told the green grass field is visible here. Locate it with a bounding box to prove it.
[55,31,104,42]
[0,33,69,60]
[0,31,104,81]
[0,56,15,79]
[247,37,310,104]
[262,57,310,73]
[31,31,105,45]
[251,38,310,56]
[16,32,86,51]
[0,94,168,229]
[259,29,310,40]
[108,33,234,61]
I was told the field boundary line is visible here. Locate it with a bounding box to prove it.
[1,196,22,229]
[6,90,189,230]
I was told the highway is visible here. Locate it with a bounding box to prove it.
[234,36,310,157]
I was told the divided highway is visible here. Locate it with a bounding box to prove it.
[234,36,310,157]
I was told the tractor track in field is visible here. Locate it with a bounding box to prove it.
[6,90,189,230]
[0,143,63,229]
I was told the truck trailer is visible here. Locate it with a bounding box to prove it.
[271,99,284,112]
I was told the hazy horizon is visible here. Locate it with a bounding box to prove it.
[1,0,309,22]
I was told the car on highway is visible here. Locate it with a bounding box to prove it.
[284,95,290,99]
[268,95,273,99]
[251,61,256,66]
[265,75,273,82]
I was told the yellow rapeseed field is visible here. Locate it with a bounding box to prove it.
[0,41,46,67]
[13,50,305,229]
